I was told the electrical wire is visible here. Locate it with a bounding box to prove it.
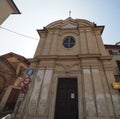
[0,26,39,40]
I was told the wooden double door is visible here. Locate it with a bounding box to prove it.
[55,78,78,119]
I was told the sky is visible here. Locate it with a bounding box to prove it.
[0,0,120,58]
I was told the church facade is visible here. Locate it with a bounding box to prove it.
[15,17,120,119]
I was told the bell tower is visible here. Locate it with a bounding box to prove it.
[15,17,120,119]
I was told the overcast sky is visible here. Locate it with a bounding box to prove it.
[0,0,120,58]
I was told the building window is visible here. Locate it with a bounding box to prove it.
[112,52,119,55]
[117,61,120,71]
[63,36,75,48]
[115,75,120,82]
[108,50,113,55]
[108,50,119,55]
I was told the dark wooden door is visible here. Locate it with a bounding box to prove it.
[55,78,78,119]
[4,89,20,111]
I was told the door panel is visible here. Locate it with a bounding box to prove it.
[55,78,78,119]
[4,89,20,111]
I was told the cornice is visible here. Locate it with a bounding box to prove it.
[32,54,112,61]
[7,0,21,14]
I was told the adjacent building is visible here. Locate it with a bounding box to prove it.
[105,44,120,92]
[0,0,20,25]
[14,17,120,119]
[0,53,30,117]
[0,0,21,117]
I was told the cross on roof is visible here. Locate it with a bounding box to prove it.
[69,10,71,17]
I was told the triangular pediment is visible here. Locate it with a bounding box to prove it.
[61,23,77,29]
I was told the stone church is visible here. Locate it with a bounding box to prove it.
[15,17,120,119]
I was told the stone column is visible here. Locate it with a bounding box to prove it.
[83,67,97,117]
[36,69,53,117]
[92,68,108,117]
[95,31,108,56]
[77,72,84,119]
[34,32,46,57]
[100,68,115,117]
[27,69,45,116]
[42,31,53,55]
[79,30,88,54]
[86,29,99,54]
[49,30,59,55]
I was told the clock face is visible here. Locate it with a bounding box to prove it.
[63,36,75,48]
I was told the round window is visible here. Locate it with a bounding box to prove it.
[63,36,75,48]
